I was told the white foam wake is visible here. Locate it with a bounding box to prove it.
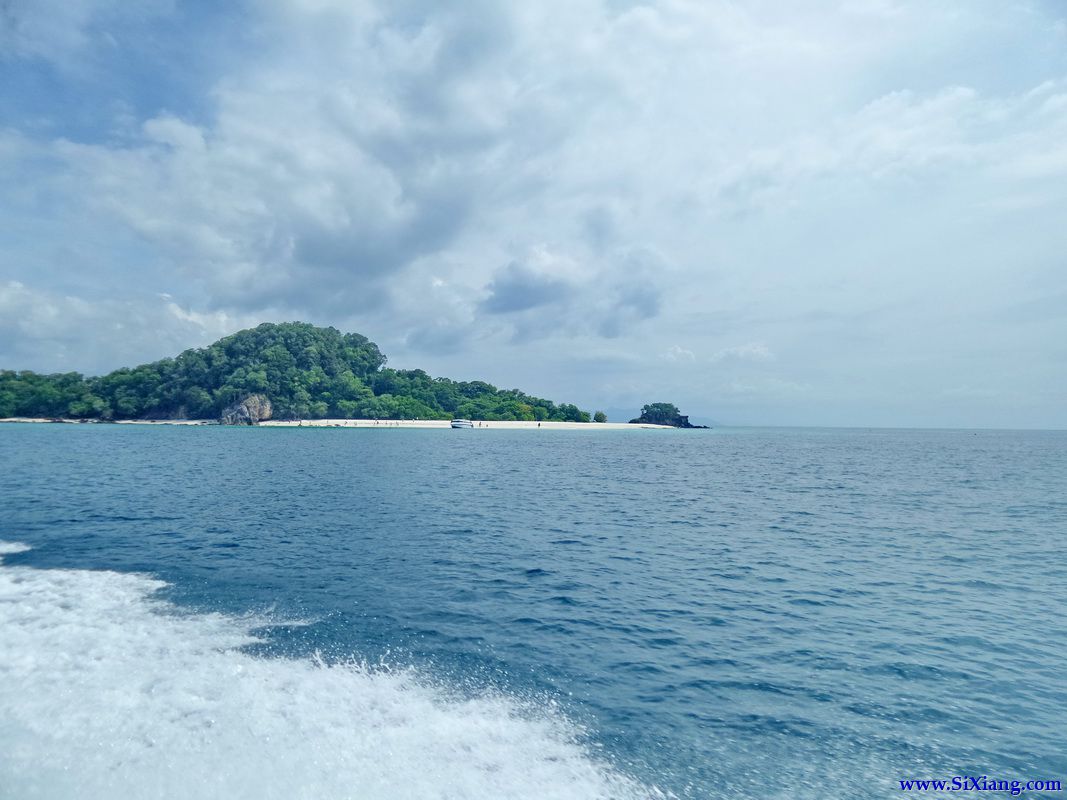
[0,543,663,800]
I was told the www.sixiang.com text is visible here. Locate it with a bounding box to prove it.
[899,777,1062,796]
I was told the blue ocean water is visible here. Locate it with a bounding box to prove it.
[1,425,1065,799]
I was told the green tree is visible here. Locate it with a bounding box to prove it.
[593,411,607,423]
[631,403,690,426]
[0,322,593,423]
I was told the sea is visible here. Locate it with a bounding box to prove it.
[0,424,1064,799]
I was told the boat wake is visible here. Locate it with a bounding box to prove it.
[0,542,665,800]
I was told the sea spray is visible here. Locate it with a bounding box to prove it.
[0,543,665,800]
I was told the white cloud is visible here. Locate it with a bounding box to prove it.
[0,0,172,65]
[2,0,1067,425]
[0,282,259,374]
[664,346,695,363]
[711,343,774,363]
[142,115,205,151]
[727,377,811,398]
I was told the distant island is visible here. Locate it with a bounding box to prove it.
[0,323,599,424]
[630,403,708,428]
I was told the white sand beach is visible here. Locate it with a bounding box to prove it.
[259,419,672,430]
[1,417,672,430]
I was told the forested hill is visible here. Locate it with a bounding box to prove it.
[0,322,592,422]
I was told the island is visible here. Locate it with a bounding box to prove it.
[0,322,643,427]
[629,403,708,428]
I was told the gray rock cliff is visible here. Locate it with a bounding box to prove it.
[220,394,273,425]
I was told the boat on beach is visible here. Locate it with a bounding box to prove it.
[450,419,474,429]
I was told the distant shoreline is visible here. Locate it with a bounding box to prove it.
[0,417,673,430]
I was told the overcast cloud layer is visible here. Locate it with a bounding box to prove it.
[2,0,1066,427]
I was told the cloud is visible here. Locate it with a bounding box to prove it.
[664,346,695,362]
[3,0,1067,426]
[594,248,665,338]
[710,343,775,363]
[726,376,811,398]
[0,281,258,374]
[481,262,574,314]
[0,0,173,67]
[472,245,665,343]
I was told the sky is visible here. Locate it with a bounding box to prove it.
[2,0,1066,428]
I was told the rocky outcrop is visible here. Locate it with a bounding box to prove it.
[629,402,709,428]
[221,394,272,425]
[629,413,705,428]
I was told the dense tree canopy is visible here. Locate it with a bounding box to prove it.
[0,322,592,422]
